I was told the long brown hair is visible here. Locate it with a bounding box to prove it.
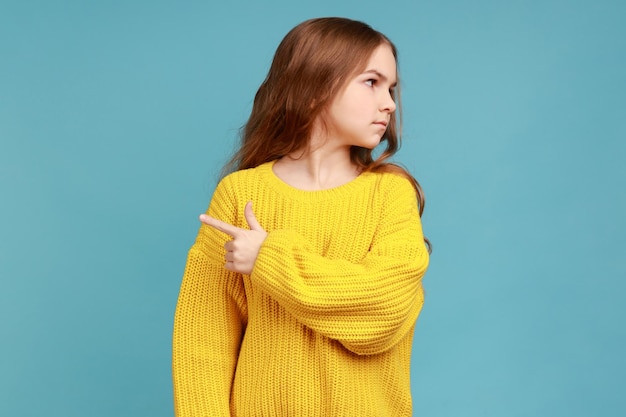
[224,17,430,252]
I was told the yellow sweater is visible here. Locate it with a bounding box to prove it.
[173,161,429,417]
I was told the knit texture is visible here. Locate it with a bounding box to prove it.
[173,161,429,417]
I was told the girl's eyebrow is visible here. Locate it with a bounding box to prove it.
[362,69,397,87]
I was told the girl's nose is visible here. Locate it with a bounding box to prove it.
[382,92,397,113]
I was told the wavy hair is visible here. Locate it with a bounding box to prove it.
[224,17,430,251]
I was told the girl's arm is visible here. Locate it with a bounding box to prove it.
[251,177,429,356]
[172,182,247,417]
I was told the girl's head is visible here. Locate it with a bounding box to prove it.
[228,17,401,171]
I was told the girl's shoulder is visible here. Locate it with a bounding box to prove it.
[368,169,417,194]
[219,161,274,186]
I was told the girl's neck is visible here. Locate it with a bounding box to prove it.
[273,146,360,191]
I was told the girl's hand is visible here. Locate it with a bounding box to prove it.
[199,201,267,274]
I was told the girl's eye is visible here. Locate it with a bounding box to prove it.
[365,79,376,87]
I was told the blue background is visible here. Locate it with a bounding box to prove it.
[1,0,624,416]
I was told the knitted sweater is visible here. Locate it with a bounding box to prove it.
[172,160,429,417]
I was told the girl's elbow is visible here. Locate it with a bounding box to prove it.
[340,310,419,355]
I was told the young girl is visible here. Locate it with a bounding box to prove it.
[173,17,430,417]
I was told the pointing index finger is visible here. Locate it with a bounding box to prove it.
[199,214,242,238]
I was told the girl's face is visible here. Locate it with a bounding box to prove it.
[323,43,397,150]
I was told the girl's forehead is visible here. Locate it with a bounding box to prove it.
[360,45,398,80]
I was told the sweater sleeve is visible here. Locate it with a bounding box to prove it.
[250,176,429,356]
[172,179,247,417]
